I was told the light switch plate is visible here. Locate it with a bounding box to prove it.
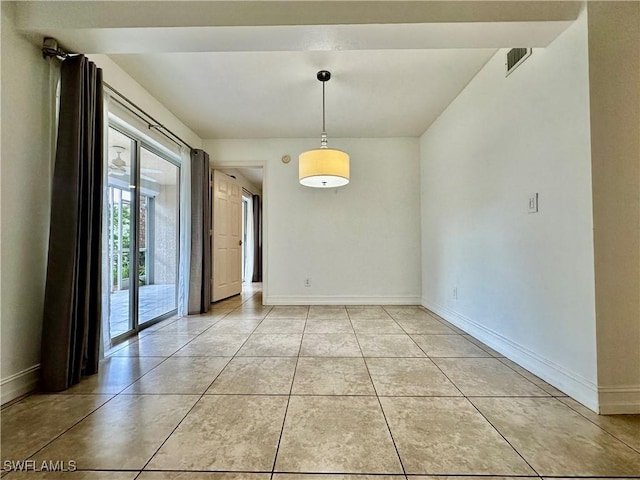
[528,193,539,213]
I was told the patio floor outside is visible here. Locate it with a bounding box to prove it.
[109,284,176,337]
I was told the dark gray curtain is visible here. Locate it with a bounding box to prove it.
[188,149,212,313]
[252,195,263,283]
[41,55,103,392]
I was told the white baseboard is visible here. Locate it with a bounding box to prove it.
[598,385,640,414]
[421,297,600,412]
[1,364,40,406]
[266,295,422,306]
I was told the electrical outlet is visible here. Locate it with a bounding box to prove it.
[453,287,458,300]
[304,278,311,288]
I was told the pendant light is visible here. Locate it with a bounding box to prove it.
[299,70,350,188]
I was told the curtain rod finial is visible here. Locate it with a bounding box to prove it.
[43,37,58,50]
[42,37,69,59]
[42,38,58,58]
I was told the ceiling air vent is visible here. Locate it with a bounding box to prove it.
[505,48,532,77]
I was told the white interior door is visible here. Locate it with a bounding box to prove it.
[212,170,243,302]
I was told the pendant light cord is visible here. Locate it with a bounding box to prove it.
[322,79,326,134]
[317,70,330,148]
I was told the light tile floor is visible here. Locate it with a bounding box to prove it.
[2,285,640,479]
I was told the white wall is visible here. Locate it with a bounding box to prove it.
[204,138,422,305]
[1,2,52,403]
[419,9,599,409]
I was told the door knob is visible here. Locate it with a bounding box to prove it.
[239,240,243,245]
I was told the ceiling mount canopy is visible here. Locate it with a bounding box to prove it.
[299,70,350,188]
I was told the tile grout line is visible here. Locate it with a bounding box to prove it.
[112,308,231,359]
[18,297,201,439]
[121,307,635,474]
[461,334,506,357]
[18,394,119,464]
[495,357,562,397]
[555,397,640,455]
[99,354,517,359]
[425,356,550,398]
[269,305,309,480]
[415,307,566,399]
[466,397,542,477]
[150,298,258,368]
[1,290,261,471]
[137,298,270,473]
[102,393,582,398]
[348,308,409,478]
[7,297,639,477]
[212,309,270,357]
[402,322,468,397]
[20,350,183,464]
[136,355,234,473]
[404,323,542,478]
[108,310,238,392]
[111,354,184,391]
[388,311,552,397]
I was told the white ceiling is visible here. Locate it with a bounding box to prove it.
[16,1,579,140]
[110,49,497,139]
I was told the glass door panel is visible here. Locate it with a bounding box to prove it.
[138,147,179,325]
[107,127,135,339]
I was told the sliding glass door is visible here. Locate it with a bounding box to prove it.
[107,127,135,338]
[106,126,180,343]
[138,147,179,325]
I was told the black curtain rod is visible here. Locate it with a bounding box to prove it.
[103,83,194,151]
[42,38,195,152]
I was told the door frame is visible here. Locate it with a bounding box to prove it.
[210,161,268,305]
